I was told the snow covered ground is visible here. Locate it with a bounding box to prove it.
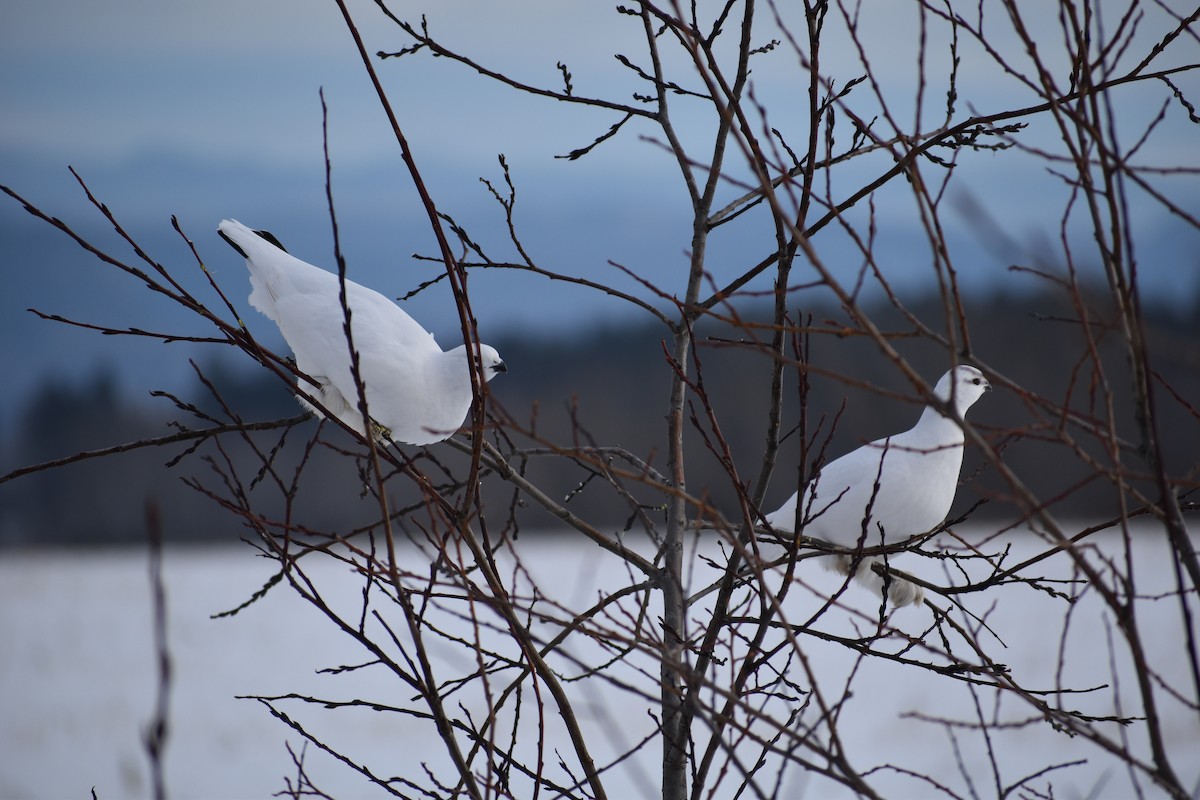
[2,523,1196,799]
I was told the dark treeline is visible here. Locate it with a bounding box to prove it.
[1,285,1196,546]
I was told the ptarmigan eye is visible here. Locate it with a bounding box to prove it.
[971,378,981,385]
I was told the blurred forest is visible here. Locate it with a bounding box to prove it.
[2,283,1196,547]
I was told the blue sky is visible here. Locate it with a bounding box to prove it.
[3,1,1198,427]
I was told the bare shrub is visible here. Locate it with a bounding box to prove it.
[4,2,1198,798]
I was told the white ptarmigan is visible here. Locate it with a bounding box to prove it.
[765,366,991,607]
[218,220,506,445]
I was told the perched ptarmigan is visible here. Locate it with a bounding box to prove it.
[218,219,506,445]
[765,366,991,607]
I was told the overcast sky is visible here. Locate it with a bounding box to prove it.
[2,0,1197,427]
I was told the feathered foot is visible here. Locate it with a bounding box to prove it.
[831,554,925,607]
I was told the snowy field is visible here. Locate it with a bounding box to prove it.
[2,523,1196,800]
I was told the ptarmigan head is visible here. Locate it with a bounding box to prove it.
[934,365,991,415]
[475,344,508,382]
[448,343,507,382]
